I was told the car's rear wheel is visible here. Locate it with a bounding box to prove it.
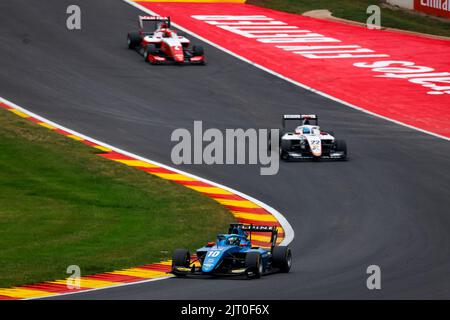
[272,246,292,273]
[172,249,190,277]
[127,32,141,49]
[245,252,263,279]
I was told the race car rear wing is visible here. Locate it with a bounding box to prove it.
[138,15,171,29]
[282,114,318,128]
[229,223,278,249]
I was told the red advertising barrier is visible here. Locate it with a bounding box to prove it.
[414,0,450,18]
[135,2,450,138]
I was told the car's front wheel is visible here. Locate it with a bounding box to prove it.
[245,252,263,279]
[144,44,158,64]
[172,249,190,277]
[334,139,347,159]
[280,139,291,160]
[192,45,204,56]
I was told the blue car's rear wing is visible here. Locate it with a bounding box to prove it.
[229,223,278,250]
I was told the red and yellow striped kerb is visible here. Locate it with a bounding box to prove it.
[0,100,285,299]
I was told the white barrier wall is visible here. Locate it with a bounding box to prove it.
[386,0,414,9]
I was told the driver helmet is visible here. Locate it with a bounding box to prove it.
[302,127,311,134]
[227,236,240,246]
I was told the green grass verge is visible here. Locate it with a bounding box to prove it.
[248,0,450,37]
[0,109,233,288]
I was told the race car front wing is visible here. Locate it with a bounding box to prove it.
[286,151,346,160]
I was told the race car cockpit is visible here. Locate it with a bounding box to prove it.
[302,127,311,134]
[226,236,241,246]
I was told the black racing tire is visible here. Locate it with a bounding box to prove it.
[280,139,291,160]
[192,45,204,56]
[245,252,263,279]
[172,249,190,277]
[127,32,141,49]
[272,246,292,273]
[268,130,273,151]
[172,249,190,267]
[268,129,284,152]
[334,139,347,159]
[144,44,158,63]
[278,129,286,142]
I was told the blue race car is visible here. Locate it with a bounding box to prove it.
[171,223,292,279]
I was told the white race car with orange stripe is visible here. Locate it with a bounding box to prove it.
[276,114,347,161]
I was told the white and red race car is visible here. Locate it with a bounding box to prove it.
[127,16,205,65]
[274,114,347,161]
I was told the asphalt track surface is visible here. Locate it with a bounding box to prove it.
[1,0,450,299]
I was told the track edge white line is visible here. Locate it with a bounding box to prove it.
[0,95,295,298]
